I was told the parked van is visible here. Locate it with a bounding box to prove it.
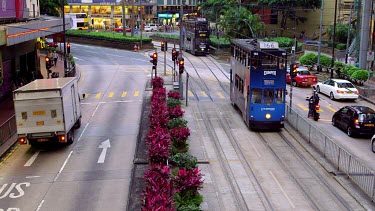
[145,24,158,32]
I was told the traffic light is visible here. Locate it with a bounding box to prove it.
[161,41,167,51]
[67,43,71,54]
[290,63,298,79]
[150,52,158,66]
[172,48,176,61]
[45,57,51,70]
[178,58,184,74]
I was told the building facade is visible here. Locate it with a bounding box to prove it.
[0,0,71,98]
[66,0,198,29]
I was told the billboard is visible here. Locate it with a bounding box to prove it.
[93,0,117,3]
[0,0,16,19]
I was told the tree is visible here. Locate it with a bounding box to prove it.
[220,6,263,39]
[326,23,355,44]
[199,0,237,22]
[257,0,321,35]
[40,0,67,17]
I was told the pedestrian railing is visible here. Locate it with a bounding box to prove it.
[0,115,16,146]
[285,105,375,201]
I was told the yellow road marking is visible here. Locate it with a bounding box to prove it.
[78,68,84,84]
[0,144,19,167]
[108,92,114,98]
[95,93,101,98]
[134,91,139,96]
[326,106,337,112]
[217,92,225,99]
[200,91,208,97]
[188,90,194,97]
[84,94,89,99]
[121,92,127,97]
[297,104,308,111]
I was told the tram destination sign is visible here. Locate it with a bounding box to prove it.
[258,41,279,49]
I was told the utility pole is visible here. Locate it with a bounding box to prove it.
[179,0,184,99]
[317,0,324,72]
[359,0,371,69]
[131,0,135,37]
[289,38,297,109]
[164,38,166,75]
[345,5,353,64]
[330,0,338,79]
[61,0,67,72]
[139,0,143,50]
[122,0,127,36]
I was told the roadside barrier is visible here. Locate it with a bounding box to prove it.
[0,115,16,146]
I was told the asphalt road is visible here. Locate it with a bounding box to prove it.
[0,44,149,210]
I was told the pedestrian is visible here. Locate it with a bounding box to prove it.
[53,51,58,66]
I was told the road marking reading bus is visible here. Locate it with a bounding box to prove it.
[0,182,30,199]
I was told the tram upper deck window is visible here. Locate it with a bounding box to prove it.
[261,55,278,70]
[250,55,261,69]
[264,89,275,104]
[252,88,262,104]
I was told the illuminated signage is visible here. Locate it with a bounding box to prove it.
[158,13,179,18]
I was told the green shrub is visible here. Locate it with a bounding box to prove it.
[174,192,203,211]
[348,66,359,76]
[299,53,317,66]
[209,36,231,48]
[320,55,332,67]
[168,117,188,129]
[153,33,180,39]
[167,98,182,108]
[351,69,369,80]
[66,30,152,43]
[170,153,197,170]
[336,43,346,50]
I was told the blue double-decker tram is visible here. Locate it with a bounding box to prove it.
[230,39,287,129]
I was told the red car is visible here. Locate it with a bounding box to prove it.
[286,66,318,87]
[115,26,132,32]
[45,38,58,48]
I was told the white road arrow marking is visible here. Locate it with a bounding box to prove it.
[97,139,111,164]
[24,151,40,167]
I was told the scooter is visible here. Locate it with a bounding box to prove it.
[307,98,320,121]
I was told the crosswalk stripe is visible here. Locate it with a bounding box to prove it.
[108,92,114,97]
[121,92,127,97]
[217,92,225,99]
[95,93,101,98]
[200,91,208,97]
[134,91,139,96]
[188,90,194,97]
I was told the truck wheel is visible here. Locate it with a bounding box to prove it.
[67,131,74,145]
[74,118,81,129]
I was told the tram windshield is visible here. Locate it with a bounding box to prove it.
[251,88,262,104]
[251,88,285,104]
[264,89,274,104]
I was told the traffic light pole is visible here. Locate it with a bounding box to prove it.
[173,44,176,82]
[164,38,166,76]
[179,0,184,99]
[289,38,297,110]
[61,0,67,72]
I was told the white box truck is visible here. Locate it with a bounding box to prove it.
[13,77,82,145]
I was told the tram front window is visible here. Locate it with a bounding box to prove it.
[264,89,274,104]
[275,88,285,104]
[251,88,262,104]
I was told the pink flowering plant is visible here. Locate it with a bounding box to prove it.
[146,125,171,163]
[151,87,167,103]
[173,167,204,196]
[151,76,164,89]
[168,106,185,119]
[167,90,181,99]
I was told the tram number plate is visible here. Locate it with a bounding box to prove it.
[364,124,374,127]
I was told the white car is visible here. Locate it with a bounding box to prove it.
[316,79,359,100]
[144,24,158,32]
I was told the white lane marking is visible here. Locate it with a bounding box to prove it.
[36,200,45,211]
[73,56,83,61]
[91,103,101,117]
[25,176,41,179]
[24,151,40,167]
[97,139,111,164]
[247,137,261,158]
[106,53,123,58]
[54,151,73,182]
[269,171,295,208]
[78,123,89,142]
[81,102,92,105]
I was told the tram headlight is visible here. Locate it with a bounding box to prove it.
[265,113,271,119]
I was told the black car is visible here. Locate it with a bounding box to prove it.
[332,106,375,137]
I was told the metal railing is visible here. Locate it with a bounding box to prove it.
[286,105,375,201]
[0,115,16,146]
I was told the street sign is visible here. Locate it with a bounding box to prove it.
[367,51,374,61]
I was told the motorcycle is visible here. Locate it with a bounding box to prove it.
[307,97,320,121]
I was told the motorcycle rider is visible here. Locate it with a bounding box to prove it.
[308,91,320,118]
